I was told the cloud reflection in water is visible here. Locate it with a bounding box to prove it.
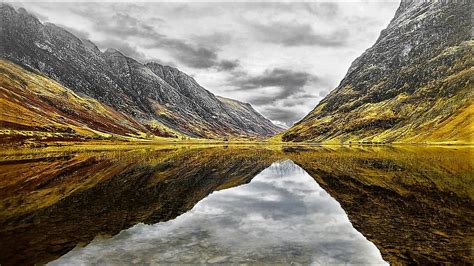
[51,160,386,265]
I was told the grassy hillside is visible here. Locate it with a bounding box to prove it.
[282,3,473,144]
[0,60,182,145]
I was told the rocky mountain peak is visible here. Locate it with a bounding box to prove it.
[82,39,101,55]
[283,1,472,144]
[1,4,42,32]
[1,3,282,139]
[103,48,125,56]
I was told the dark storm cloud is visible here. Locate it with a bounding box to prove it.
[248,22,349,47]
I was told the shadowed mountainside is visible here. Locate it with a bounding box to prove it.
[283,1,473,144]
[0,4,281,140]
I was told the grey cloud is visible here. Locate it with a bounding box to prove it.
[96,39,147,62]
[229,68,318,105]
[233,68,315,91]
[217,59,240,71]
[319,90,330,97]
[70,7,236,70]
[227,68,323,126]
[297,93,319,99]
[146,38,239,70]
[248,21,349,47]
[280,94,318,108]
[91,12,165,42]
[192,32,232,47]
[305,2,339,18]
[215,181,309,220]
[167,43,217,69]
[261,107,306,127]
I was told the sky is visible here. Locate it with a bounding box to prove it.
[11,1,400,127]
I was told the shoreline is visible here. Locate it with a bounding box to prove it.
[0,139,472,153]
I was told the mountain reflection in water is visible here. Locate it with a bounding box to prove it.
[52,160,386,265]
[0,145,472,265]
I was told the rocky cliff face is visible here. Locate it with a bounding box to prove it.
[0,4,281,139]
[283,1,472,144]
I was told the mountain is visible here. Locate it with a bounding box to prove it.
[144,62,282,137]
[0,59,184,144]
[282,1,473,144]
[0,4,281,141]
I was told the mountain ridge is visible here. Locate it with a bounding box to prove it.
[282,1,472,144]
[0,59,184,144]
[0,3,282,141]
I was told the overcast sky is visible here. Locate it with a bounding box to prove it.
[11,1,399,127]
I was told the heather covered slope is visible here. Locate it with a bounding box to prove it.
[0,4,281,140]
[0,60,182,144]
[282,1,473,144]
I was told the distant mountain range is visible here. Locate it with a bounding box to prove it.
[0,4,282,143]
[283,1,472,144]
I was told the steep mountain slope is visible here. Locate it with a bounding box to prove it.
[0,60,181,144]
[216,96,280,135]
[283,1,473,144]
[0,4,281,139]
[146,63,281,136]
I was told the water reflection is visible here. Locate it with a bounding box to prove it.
[0,145,472,265]
[52,160,386,265]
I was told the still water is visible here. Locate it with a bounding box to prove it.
[0,145,472,265]
[52,161,385,265]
